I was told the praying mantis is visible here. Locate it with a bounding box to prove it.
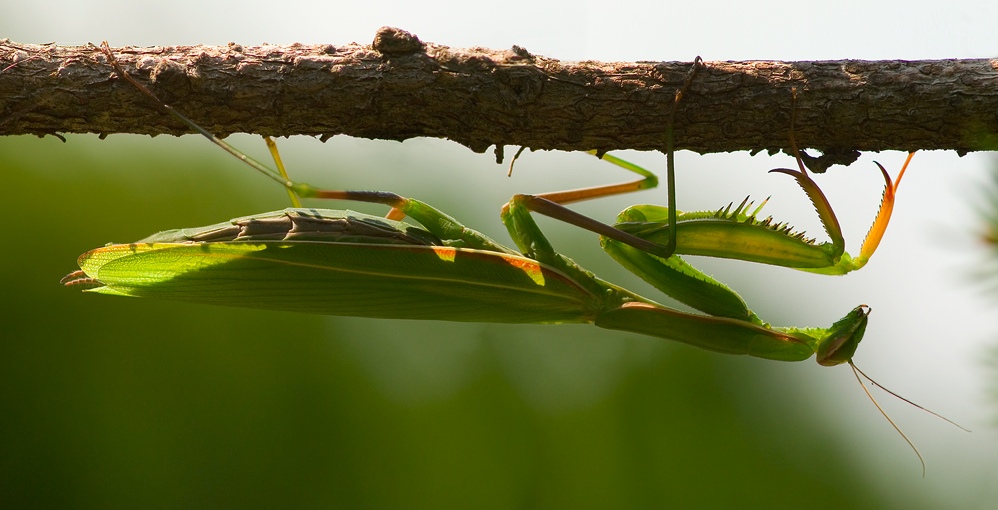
[62,44,963,471]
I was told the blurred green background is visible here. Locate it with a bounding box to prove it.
[3,1,998,508]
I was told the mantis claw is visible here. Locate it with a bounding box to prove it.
[857,153,913,264]
[767,150,914,275]
[769,165,846,257]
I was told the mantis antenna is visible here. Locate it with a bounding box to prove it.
[849,361,969,477]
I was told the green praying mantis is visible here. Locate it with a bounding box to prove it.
[63,44,964,471]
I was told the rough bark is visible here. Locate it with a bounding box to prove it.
[2,27,997,167]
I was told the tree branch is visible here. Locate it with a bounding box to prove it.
[2,27,997,165]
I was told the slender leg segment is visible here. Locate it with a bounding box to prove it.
[264,136,302,208]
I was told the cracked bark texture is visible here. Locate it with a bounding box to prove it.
[2,27,997,166]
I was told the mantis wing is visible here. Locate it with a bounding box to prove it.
[66,209,602,323]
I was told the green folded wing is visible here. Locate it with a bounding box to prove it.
[76,242,600,324]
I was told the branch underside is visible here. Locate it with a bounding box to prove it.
[2,28,997,162]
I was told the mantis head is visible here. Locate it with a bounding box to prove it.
[814,304,870,367]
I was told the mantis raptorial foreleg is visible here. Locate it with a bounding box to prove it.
[513,91,913,277]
